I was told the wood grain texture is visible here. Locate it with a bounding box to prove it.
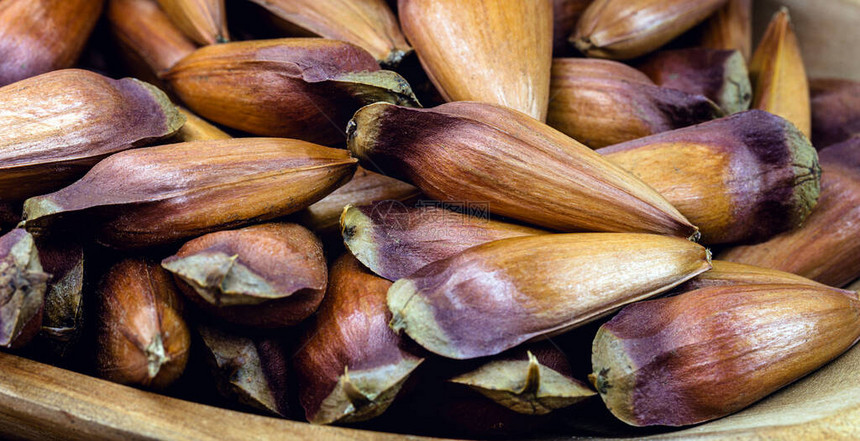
[0,352,425,441]
[0,342,858,439]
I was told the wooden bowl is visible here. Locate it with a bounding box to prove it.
[1,0,859,440]
[0,343,857,440]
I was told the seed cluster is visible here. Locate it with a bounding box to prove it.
[0,0,858,438]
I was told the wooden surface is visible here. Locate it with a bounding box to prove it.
[0,352,423,441]
[0,342,859,440]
